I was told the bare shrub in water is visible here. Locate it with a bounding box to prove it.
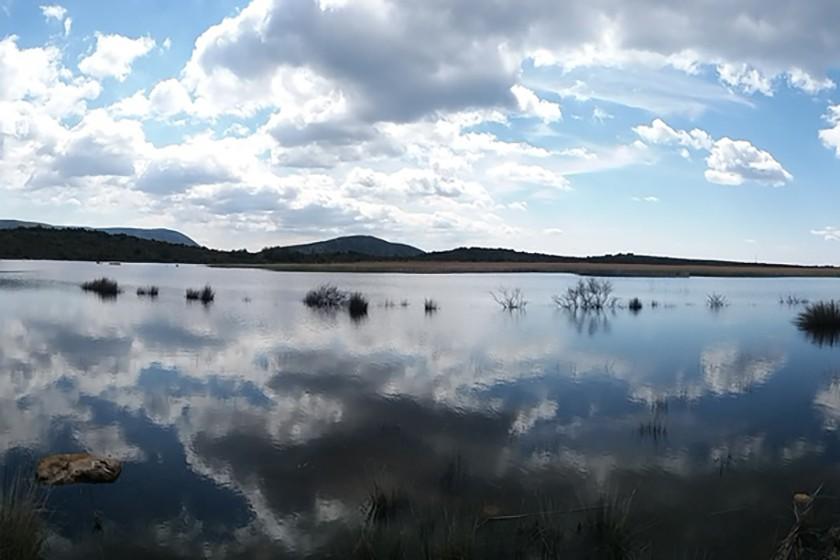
[553,279,616,311]
[707,293,728,309]
[490,287,527,310]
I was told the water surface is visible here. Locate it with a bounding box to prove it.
[1,260,839,558]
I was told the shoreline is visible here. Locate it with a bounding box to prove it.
[210,260,840,277]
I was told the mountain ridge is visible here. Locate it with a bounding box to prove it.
[0,226,834,273]
[0,220,199,247]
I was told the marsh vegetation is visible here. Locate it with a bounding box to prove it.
[795,301,840,346]
[136,286,159,297]
[554,279,617,311]
[304,284,369,319]
[186,285,215,304]
[0,472,46,560]
[490,287,527,310]
[80,277,120,297]
[706,293,728,309]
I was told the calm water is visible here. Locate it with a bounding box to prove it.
[1,260,840,558]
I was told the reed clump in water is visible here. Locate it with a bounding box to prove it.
[795,301,840,346]
[136,286,159,297]
[348,292,369,319]
[186,285,214,304]
[80,277,120,298]
[304,284,347,308]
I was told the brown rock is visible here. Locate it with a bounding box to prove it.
[36,453,122,486]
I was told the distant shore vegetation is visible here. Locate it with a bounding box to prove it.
[3,226,840,278]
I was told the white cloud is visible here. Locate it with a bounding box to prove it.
[704,137,792,186]
[787,68,835,94]
[559,147,597,160]
[633,118,712,150]
[63,17,72,36]
[811,227,840,241]
[543,227,563,235]
[592,107,613,123]
[0,36,99,117]
[634,118,791,187]
[489,162,571,190]
[39,4,66,21]
[31,109,149,185]
[818,104,840,157]
[511,84,561,122]
[78,33,156,81]
[149,79,193,116]
[717,63,774,96]
[632,196,659,203]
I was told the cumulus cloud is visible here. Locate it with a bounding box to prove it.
[511,84,561,122]
[787,68,835,94]
[818,104,840,157]
[40,5,72,36]
[717,63,773,96]
[176,0,840,129]
[634,118,791,187]
[0,36,100,115]
[633,118,713,151]
[39,4,66,21]
[28,109,149,187]
[704,138,792,186]
[79,33,156,81]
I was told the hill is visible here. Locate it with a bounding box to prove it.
[0,226,835,277]
[0,220,199,246]
[261,235,424,260]
[0,227,229,263]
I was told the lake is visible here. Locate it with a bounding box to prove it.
[1,260,839,558]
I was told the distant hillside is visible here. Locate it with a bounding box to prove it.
[0,226,826,275]
[99,227,198,246]
[262,235,424,260]
[0,227,229,263]
[0,220,199,246]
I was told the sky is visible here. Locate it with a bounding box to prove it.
[2,0,840,264]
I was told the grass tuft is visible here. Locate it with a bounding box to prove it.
[348,292,369,319]
[706,293,728,309]
[796,300,840,346]
[424,299,439,313]
[304,284,347,308]
[136,286,159,297]
[628,297,643,313]
[186,285,215,304]
[80,277,120,298]
[0,471,46,560]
